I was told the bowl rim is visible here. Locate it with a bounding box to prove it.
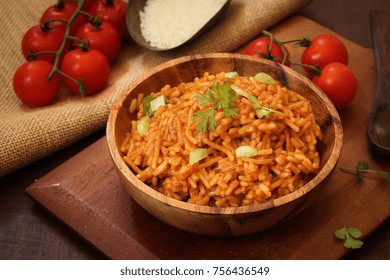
[106,53,343,215]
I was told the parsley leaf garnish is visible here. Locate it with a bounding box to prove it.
[192,108,216,131]
[340,161,390,183]
[334,213,364,249]
[192,82,237,132]
[379,171,390,182]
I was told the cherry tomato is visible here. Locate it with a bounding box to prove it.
[244,36,291,66]
[60,49,110,96]
[89,0,128,39]
[21,23,69,63]
[301,34,348,77]
[74,20,121,62]
[81,0,97,11]
[313,62,357,109]
[13,60,60,107]
[40,1,86,35]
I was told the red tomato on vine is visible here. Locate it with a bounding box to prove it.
[21,23,69,63]
[244,36,291,66]
[301,34,348,77]
[60,49,110,96]
[74,20,121,62]
[81,0,97,11]
[40,1,86,35]
[89,0,128,39]
[13,60,60,107]
[313,62,357,109]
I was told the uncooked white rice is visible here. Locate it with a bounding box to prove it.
[139,0,227,49]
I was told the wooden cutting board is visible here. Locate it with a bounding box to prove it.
[26,16,390,260]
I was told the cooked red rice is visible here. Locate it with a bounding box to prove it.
[121,72,323,207]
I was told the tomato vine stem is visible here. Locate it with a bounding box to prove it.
[47,0,88,93]
[280,37,312,47]
[56,68,87,97]
[260,30,322,76]
[67,35,90,51]
[27,50,57,61]
[78,10,95,21]
[105,0,115,7]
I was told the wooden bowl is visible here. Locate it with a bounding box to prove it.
[106,53,343,236]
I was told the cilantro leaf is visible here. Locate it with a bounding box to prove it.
[347,227,364,239]
[334,228,348,240]
[344,237,364,250]
[217,84,238,118]
[197,89,216,107]
[193,108,216,132]
[356,161,369,181]
[334,214,364,250]
[356,161,369,171]
[379,171,390,183]
[340,160,390,183]
[192,82,237,131]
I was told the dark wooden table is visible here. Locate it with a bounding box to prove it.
[1,0,390,260]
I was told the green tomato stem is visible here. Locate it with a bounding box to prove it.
[27,50,57,61]
[67,35,89,51]
[260,30,322,76]
[280,37,312,47]
[55,68,87,97]
[261,30,289,65]
[48,0,88,81]
[105,0,115,7]
[55,0,66,10]
[77,10,95,21]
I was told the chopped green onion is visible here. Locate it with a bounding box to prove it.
[230,84,249,97]
[143,95,168,117]
[235,146,258,158]
[254,72,276,85]
[150,95,167,112]
[189,148,207,165]
[137,116,150,135]
[225,71,239,79]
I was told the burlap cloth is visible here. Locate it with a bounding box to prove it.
[0,0,311,177]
